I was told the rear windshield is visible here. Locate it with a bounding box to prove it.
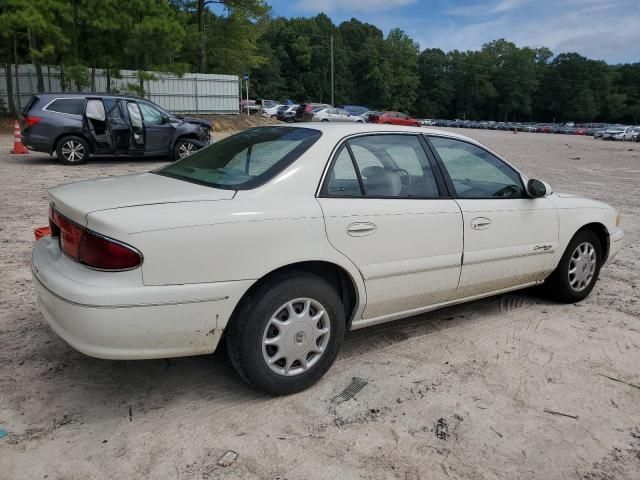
[156,127,322,190]
[22,95,39,115]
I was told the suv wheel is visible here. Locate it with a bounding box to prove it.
[545,230,602,303]
[226,271,345,395]
[56,136,89,165]
[172,139,199,161]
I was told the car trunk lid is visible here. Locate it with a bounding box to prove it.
[48,172,235,226]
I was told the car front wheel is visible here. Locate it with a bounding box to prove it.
[172,139,200,161]
[545,229,602,303]
[56,136,90,165]
[226,271,345,395]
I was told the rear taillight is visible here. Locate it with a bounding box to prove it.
[49,208,141,270]
[24,115,42,127]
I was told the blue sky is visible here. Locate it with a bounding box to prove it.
[266,0,640,63]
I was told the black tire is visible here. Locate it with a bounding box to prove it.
[545,229,602,303]
[56,135,90,165]
[321,119,329,122]
[172,138,200,161]
[226,270,345,395]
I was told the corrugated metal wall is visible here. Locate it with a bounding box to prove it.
[0,65,240,114]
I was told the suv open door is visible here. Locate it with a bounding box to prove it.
[125,101,145,155]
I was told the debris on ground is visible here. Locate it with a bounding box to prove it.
[331,377,368,404]
[217,451,238,467]
[543,408,579,420]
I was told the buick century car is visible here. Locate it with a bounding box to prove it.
[32,124,624,394]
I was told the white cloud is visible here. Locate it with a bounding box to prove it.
[293,0,416,14]
[417,0,640,62]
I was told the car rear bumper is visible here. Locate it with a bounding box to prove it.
[32,237,253,360]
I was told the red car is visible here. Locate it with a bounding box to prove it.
[369,111,420,127]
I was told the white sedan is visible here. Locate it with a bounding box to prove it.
[312,107,364,123]
[601,126,635,141]
[32,124,624,394]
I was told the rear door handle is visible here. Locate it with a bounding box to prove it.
[471,217,492,230]
[347,222,377,237]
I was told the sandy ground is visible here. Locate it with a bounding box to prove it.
[0,129,638,480]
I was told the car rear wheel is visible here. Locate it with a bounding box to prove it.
[172,139,200,161]
[545,230,602,303]
[226,271,345,395]
[56,136,90,165]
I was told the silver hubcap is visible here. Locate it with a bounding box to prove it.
[568,242,597,292]
[61,141,85,162]
[178,142,196,158]
[262,298,330,377]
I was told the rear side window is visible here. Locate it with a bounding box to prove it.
[104,98,124,119]
[45,98,85,116]
[322,135,441,198]
[157,127,322,190]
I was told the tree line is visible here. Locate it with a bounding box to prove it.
[1,0,639,123]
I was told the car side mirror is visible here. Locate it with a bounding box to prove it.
[527,178,552,198]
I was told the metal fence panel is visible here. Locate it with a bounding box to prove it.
[0,65,240,114]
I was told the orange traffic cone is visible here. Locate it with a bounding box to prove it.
[11,120,29,154]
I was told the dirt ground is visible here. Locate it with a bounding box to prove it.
[0,129,638,480]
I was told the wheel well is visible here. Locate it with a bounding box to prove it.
[576,222,610,262]
[52,133,92,155]
[172,133,200,151]
[230,261,359,332]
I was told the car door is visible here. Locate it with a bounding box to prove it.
[83,98,112,152]
[103,98,129,153]
[427,135,559,298]
[317,133,463,321]
[137,101,174,154]
[336,109,351,122]
[124,101,145,154]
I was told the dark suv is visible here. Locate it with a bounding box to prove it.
[20,93,212,165]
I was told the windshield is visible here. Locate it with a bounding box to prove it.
[156,127,322,190]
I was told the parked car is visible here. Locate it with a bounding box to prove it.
[312,108,364,123]
[602,126,635,141]
[359,111,380,123]
[20,93,212,165]
[336,105,370,116]
[368,111,421,126]
[261,103,284,118]
[33,123,624,395]
[275,104,299,123]
[629,127,640,141]
[294,103,333,122]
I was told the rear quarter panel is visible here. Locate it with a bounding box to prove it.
[86,196,365,294]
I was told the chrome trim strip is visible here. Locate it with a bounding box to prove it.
[463,248,554,266]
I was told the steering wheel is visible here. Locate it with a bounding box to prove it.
[492,184,519,197]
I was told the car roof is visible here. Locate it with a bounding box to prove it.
[281,122,477,144]
[34,92,143,101]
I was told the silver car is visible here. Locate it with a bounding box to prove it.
[312,108,364,123]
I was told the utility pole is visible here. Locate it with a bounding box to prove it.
[330,35,334,106]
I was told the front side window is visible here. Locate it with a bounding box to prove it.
[157,127,322,190]
[322,134,440,198]
[429,136,525,198]
[46,98,85,116]
[139,102,164,124]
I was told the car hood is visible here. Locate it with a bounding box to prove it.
[48,172,234,226]
[173,116,211,128]
[551,192,614,211]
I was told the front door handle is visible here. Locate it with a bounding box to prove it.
[347,222,377,237]
[471,217,492,230]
